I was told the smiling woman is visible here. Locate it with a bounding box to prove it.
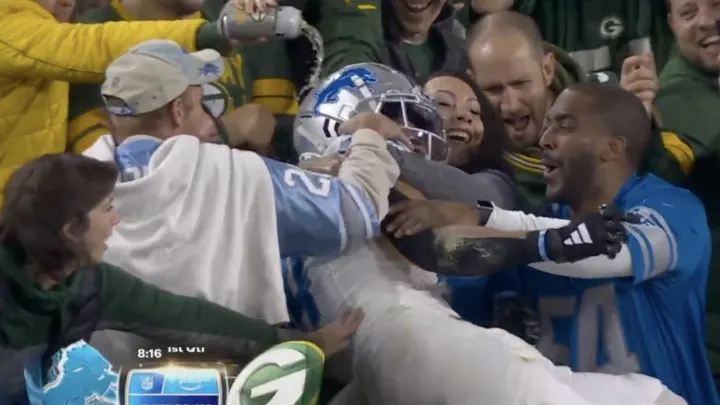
[424,69,511,175]
[0,154,120,285]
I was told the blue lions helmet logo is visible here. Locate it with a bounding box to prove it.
[25,340,119,405]
[312,67,378,116]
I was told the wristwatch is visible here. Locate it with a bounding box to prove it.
[476,200,495,226]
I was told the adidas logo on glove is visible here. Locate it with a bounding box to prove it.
[563,223,594,246]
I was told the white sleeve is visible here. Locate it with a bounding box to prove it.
[337,129,400,221]
[485,207,634,278]
[486,207,570,231]
[528,246,633,278]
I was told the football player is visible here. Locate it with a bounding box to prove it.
[287,63,673,405]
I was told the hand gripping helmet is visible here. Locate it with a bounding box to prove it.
[293,62,447,161]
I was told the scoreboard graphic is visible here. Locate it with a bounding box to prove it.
[121,363,241,405]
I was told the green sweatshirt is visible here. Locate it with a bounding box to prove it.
[656,55,720,377]
[510,0,674,74]
[0,244,288,401]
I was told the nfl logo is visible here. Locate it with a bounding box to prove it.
[141,376,154,391]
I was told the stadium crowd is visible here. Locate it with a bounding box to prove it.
[0,0,719,404]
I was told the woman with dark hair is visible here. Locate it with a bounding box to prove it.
[426,70,513,177]
[385,70,517,238]
[0,154,360,404]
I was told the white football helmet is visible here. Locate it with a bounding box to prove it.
[293,63,447,161]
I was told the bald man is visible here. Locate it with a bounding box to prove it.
[467,11,687,211]
[467,12,586,211]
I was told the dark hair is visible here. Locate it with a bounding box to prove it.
[0,154,118,280]
[426,70,514,177]
[567,83,652,168]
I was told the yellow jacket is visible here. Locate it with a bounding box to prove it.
[0,0,209,207]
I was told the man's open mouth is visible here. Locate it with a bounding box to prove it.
[505,115,530,133]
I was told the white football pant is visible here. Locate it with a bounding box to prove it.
[304,239,593,405]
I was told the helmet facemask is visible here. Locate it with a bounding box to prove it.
[354,90,448,162]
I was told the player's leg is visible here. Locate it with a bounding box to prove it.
[553,369,688,405]
[347,307,595,405]
[655,388,689,405]
[306,242,595,404]
[304,241,451,384]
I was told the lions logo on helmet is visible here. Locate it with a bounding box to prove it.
[227,341,325,405]
[294,62,448,162]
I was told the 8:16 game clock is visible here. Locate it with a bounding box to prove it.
[136,348,164,360]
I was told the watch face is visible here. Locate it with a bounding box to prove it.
[119,362,242,405]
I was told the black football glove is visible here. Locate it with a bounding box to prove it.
[542,204,632,263]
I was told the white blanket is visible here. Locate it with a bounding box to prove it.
[84,134,288,325]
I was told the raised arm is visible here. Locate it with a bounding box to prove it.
[0,2,227,82]
[257,128,399,258]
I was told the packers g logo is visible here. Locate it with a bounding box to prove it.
[227,341,325,405]
[600,16,624,39]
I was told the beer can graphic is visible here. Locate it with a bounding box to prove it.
[122,365,223,405]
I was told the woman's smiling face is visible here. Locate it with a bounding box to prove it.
[424,76,485,167]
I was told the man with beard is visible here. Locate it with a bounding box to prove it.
[67,0,297,158]
[655,0,720,386]
[245,0,466,84]
[438,84,716,405]
[468,11,687,211]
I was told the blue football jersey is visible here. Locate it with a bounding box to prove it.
[261,157,378,258]
[519,174,718,405]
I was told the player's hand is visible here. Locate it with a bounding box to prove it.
[297,153,343,176]
[385,200,479,237]
[338,113,413,150]
[620,53,657,116]
[222,103,276,154]
[304,309,364,357]
[234,0,277,13]
[542,204,630,263]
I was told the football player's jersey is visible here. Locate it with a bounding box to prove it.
[518,174,718,405]
[114,136,379,259]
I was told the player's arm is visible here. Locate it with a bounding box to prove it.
[261,128,399,258]
[96,263,297,358]
[528,193,708,280]
[433,211,624,277]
